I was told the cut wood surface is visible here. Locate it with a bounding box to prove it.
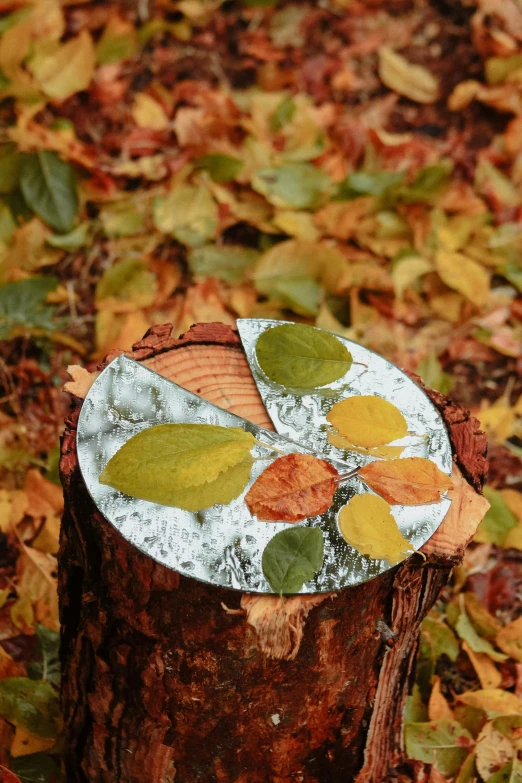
[59,322,488,783]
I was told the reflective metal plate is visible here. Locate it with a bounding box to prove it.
[76,319,452,594]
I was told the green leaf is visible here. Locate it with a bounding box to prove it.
[95,258,157,309]
[270,95,296,133]
[420,614,460,663]
[252,163,332,210]
[0,678,61,738]
[153,184,218,247]
[404,683,429,723]
[394,162,453,204]
[475,487,518,546]
[20,151,78,233]
[0,143,22,194]
[255,322,352,388]
[273,277,321,316]
[100,202,146,238]
[262,526,324,594]
[99,423,255,510]
[188,245,260,284]
[336,170,405,199]
[194,154,243,184]
[96,19,137,65]
[0,277,58,340]
[416,354,453,396]
[405,719,473,777]
[46,223,89,250]
[12,753,63,783]
[501,263,522,293]
[453,596,507,662]
[0,199,17,242]
[488,758,522,782]
[27,625,60,687]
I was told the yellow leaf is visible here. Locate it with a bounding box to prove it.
[462,642,502,689]
[359,457,452,505]
[132,93,169,130]
[327,430,405,460]
[338,493,414,564]
[478,405,515,443]
[378,47,440,104]
[428,677,454,721]
[435,250,490,308]
[326,395,408,449]
[30,30,95,100]
[392,254,432,300]
[458,689,522,716]
[475,721,514,782]
[0,489,28,534]
[272,210,320,241]
[503,490,522,551]
[10,596,34,631]
[32,514,60,555]
[497,616,522,663]
[11,726,55,758]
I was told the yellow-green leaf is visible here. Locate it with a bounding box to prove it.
[153,184,218,247]
[326,395,408,449]
[99,423,255,510]
[338,493,413,564]
[29,29,95,100]
[435,250,490,308]
[255,322,352,388]
[379,47,440,104]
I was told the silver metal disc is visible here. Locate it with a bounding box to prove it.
[76,318,453,594]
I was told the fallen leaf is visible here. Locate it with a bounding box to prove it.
[458,689,522,716]
[435,250,490,308]
[245,453,338,522]
[261,525,324,594]
[10,726,55,758]
[29,29,95,100]
[463,642,502,689]
[475,486,518,546]
[95,258,157,313]
[497,617,522,663]
[326,395,408,449]
[63,366,99,400]
[392,252,432,300]
[338,493,413,564]
[379,47,440,104]
[453,595,507,662]
[487,759,522,783]
[131,93,169,130]
[252,163,333,210]
[153,184,218,247]
[20,151,78,234]
[404,719,472,777]
[188,245,260,285]
[475,720,514,781]
[99,423,255,510]
[255,322,352,388]
[0,678,60,738]
[358,457,452,505]
[428,677,454,721]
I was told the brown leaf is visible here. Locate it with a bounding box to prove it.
[245,453,338,522]
[358,457,452,505]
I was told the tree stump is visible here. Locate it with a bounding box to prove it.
[59,322,489,783]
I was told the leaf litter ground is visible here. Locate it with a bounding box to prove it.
[0,0,522,780]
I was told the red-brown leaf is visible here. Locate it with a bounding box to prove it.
[245,453,339,522]
[358,457,453,505]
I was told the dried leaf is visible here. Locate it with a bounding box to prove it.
[404,719,472,776]
[428,677,454,721]
[458,689,522,717]
[245,453,338,522]
[29,30,95,100]
[131,93,169,130]
[497,617,522,663]
[475,721,514,781]
[261,526,324,595]
[99,423,255,510]
[326,395,408,449]
[435,250,490,308]
[95,258,157,313]
[10,725,55,758]
[358,457,452,505]
[255,322,352,388]
[338,493,413,564]
[463,642,502,689]
[379,47,440,104]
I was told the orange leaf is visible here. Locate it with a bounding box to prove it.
[358,457,452,505]
[245,453,338,522]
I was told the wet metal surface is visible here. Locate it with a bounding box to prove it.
[77,319,452,594]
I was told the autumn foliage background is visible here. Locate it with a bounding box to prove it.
[0,0,522,780]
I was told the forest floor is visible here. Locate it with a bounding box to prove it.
[0,0,522,781]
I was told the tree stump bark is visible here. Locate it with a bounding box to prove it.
[59,322,489,783]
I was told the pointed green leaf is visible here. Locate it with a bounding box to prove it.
[20,151,78,233]
[262,526,324,594]
[0,277,58,340]
[188,245,260,284]
[27,625,60,687]
[255,322,352,388]
[100,423,255,510]
[252,163,332,210]
[0,678,61,738]
[194,154,243,183]
[405,719,473,776]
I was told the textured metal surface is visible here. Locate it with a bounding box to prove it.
[77,318,452,594]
